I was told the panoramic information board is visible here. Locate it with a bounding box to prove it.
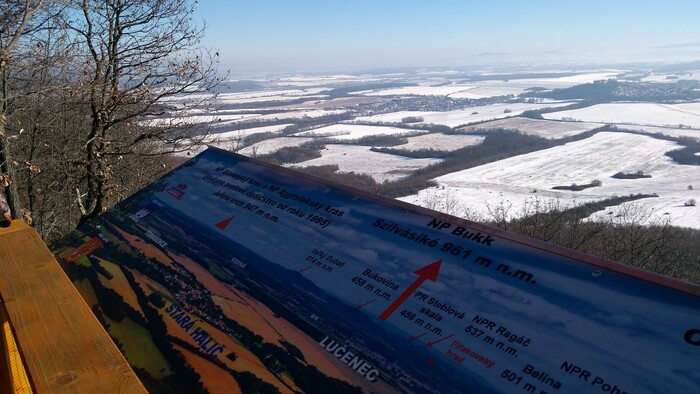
[55,147,700,393]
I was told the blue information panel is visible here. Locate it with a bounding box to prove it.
[57,148,700,393]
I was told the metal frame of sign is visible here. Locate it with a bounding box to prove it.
[56,146,700,393]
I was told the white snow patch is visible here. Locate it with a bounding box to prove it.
[356,102,570,128]
[464,118,603,139]
[476,72,620,88]
[448,86,526,99]
[397,133,484,151]
[610,124,700,140]
[238,137,315,156]
[640,72,700,83]
[354,85,477,97]
[143,113,260,127]
[294,124,426,140]
[291,145,443,183]
[204,124,292,141]
[172,125,293,156]
[217,94,328,104]
[198,109,348,126]
[543,102,700,129]
[400,132,700,228]
[274,74,385,87]
[249,109,347,121]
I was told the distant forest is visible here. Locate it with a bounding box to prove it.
[523,79,700,102]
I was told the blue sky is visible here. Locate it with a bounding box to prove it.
[196,0,700,74]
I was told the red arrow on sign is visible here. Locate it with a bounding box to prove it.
[426,334,454,347]
[357,299,375,309]
[409,332,427,342]
[379,259,442,321]
[215,216,234,230]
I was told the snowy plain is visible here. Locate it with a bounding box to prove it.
[165,69,700,229]
[399,132,700,228]
[543,102,700,129]
[291,144,443,183]
[394,133,485,152]
[293,124,427,140]
[238,137,314,156]
[463,118,603,139]
[355,102,570,128]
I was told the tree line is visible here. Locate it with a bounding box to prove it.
[419,192,700,284]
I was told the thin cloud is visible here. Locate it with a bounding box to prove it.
[654,42,700,49]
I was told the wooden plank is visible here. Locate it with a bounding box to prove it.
[0,221,146,393]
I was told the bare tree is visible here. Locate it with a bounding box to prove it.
[0,0,45,219]
[67,0,220,223]
[2,0,100,240]
[484,199,700,284]
[419,188,484,221]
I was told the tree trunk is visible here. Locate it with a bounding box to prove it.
[1,65,21,220]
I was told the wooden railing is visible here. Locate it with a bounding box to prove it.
[0,221,146,393]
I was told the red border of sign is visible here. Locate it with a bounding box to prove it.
[207,146,700,297]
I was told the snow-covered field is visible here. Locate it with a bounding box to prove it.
[274,74,387,87]
[157,69,700,229]
[146,108,345,129]
[400,132,700,228]
[346,72,621,100]
[353,84,477,97]
[237,131,482,164]
[238,137,315,156]
[284,96,383,109]
[172,124,294,157]
[451,72,620,98]
[461,71,620,89]
[448,86,527,99]
[214,88,329,104]
[355,84,529,99]
[511,71,620,86]
[610,124,700,140]
[293,124,426,140]
[177,109,348,128]
[145,113,261,127]
[244,109,348,122]
[640,71,700,83]
[291,144,443,183]
[464,118,603,139]
[543,102,700,129]
[205,124,292,141]
[356,102,570,128]
[394,133,484,151]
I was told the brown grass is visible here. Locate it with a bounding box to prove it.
[213,295,283,345]
[172,344,242,394]
[114,227,174,268]
[168,252,238,299]
[128,267,174,299]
